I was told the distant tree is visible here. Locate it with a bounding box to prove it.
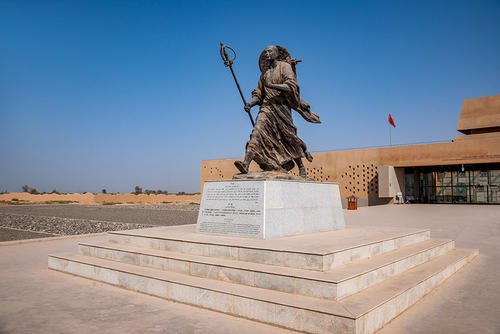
[51,189,59,194]
[134,186,142,195]
[22,185,29,192]
[102,189,107,194]
[29,188,39,194]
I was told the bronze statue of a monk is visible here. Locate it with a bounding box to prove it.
[234,45,321,177]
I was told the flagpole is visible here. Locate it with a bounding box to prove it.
[389,124,392,146]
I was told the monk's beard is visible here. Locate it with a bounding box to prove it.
[262,58,273,71]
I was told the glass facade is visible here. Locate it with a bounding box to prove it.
[405,164,500,204]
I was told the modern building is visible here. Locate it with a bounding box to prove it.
[201,94,500,206]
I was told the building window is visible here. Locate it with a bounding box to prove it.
[405,164,500,204]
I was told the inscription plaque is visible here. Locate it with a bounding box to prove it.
[197,181,265,237]
[197,180,345,239]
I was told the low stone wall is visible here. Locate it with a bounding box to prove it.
[0,193,201,205]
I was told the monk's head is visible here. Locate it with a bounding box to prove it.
[263,45,279,61]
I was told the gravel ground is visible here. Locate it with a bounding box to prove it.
[0,204,199,226]
[0,204,200,242]
[0,213,154,236]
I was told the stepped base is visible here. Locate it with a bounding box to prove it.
[76,238,454,300]
[48,224,478,334]
[107,224,430,271]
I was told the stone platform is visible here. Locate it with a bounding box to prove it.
[197,180,345,239]
[48,224,477,334]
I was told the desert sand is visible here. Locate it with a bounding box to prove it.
[0,192,201,205]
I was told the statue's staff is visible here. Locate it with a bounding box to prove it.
[220,42,255,127]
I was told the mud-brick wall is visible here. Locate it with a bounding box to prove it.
[201,137,500,206]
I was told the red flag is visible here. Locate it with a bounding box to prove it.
[388,113,396,128]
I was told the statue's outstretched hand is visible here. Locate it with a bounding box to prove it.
[300,99,310,110]
[244,104,251,113]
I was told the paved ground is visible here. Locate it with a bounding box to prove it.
[0,227,55,242]
[0,204,498,333]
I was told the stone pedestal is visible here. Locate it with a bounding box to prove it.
[196,179,345,239]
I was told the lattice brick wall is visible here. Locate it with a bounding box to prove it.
[289,166,333,182]
[204,165,225,179]
[340,163,378,197]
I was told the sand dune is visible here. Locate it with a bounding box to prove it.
[0,192,200,205]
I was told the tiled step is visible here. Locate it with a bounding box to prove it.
[48,248,477,334]
[78,238,454,299]
[341,248,478,334]
[107,224,430,271]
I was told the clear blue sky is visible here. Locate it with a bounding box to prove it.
[1,0,499,194]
